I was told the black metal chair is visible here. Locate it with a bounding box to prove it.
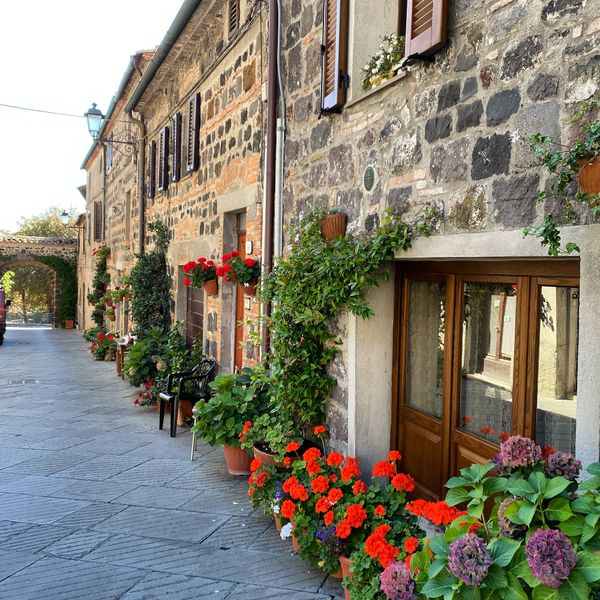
[159,359,216,437]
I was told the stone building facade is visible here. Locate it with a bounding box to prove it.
[278,0,600,490]
[80,0,267,372]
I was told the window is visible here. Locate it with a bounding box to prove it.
[157,126,169,192]
[394,261,579,499]
[186,94,200,173]
[148,141,156,199]
[107,134,113,172]
[171,113,182,182]
[185,277,204,348]
[228,0,240,36]
[93,201,102,242]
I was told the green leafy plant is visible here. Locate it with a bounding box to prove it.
[362,33,406,91]
[124,327,168,387]
[87,245,111,326]
[89,331,116,360]
[0,270,15,294]
[182,257,217,287]
[129,221,171,338]
[407,436,600,599]
[240,411,302,461]
[525,94,600,256]
[192,369,269,447]
[82,326,106,342]
[218,251,261,285]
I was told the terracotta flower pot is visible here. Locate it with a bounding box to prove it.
[63,319,74,329]
[273,512,283,531]
[339,555,352,600]
[320,213,347,241]
[292,529,300,552]
[203,278,218,296]
[330,563,343,579]
[578,156,600,196]
[243,278,258,296]
[253,444,284,468]
[223,443,252,476]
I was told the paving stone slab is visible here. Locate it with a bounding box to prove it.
[112,485,200,509]
[93,505,227,543]
[200,516,271,549]
[54,455,150,480]
[0,523,74,554]
[183,491,257,517]
[226,584,336,599]
[0,520,31,543]
[120,572,236,599]
[0,556,146,600]
[0,549,38,584]
[108,459,200,486]
[53,502,128,529]
[44,530,111,559]
[51,479,138,502]
[0,474,78,497]
[4,450,98,476]
[0,493,90,524]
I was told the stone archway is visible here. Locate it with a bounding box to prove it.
[0,236,77,326]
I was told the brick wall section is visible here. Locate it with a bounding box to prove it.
[278,0,600,447]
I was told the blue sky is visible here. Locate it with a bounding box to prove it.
[0,1,182,232]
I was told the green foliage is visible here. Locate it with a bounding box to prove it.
[82,326,106,342]
[262,209,414,430]
[0,271,15,294]
[412,442,600,599]
[362,33,405,91]
[35,256,77,324]
[525,94,600,255]
[16,206,78,238]
[89,331,116,360]
[88,246,110,326]
[192,370,269,447]
[240,411,301,461]
[129,220,171,338]
[123,327,168,387]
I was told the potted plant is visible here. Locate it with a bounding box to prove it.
[320,210,347,241]
[192,369,267,475]
[361,33,406,91]
[217,251,261,295]
[525,94,600,255]
[182,257,218,296]
[407,435,600,599]
[247,460,289,530]
[90,331,117,360]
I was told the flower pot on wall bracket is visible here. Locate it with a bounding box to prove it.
[223,443,252,475]
[320,213,347,241]
[203,278,218,296]
[243,278,258,296]
[578,156,600,196]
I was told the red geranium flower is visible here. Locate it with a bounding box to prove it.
[286,441,301,453]
[244,258,255,268]
[281,499,296,520]
[352,480,367,495]
[183,277,191,287]
[346,503,367,528]
[328,488,343,504]
[283,457,292,466]
[374,504,386,517]
[314,425,326,435]
[336,519,352,539]
[250,458,261,473]
[311,475,330,494]
[404,536,419,554]
[387,450,402,461]
[391,473,415,493]
[324,510,334,526]
[306,461,321,476]
[216,266,225,277]
[327,451,344,467]
[373,461,396,478]
[315,496,331,513]
[303,447,321,463]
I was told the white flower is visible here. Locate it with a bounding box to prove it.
[271,502,280,514]
[280,522,293,540]
[510,130,521,143]
[372,68,378,74]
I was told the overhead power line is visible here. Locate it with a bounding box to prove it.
[0,102,84,119]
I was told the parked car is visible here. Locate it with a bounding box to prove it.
[0,286,11,345]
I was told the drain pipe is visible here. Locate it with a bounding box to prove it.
[261,0,280,360]
[128,111,146,254]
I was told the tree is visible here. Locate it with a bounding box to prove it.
[0,271,15,294]
[10,265,53,322]
[16,206,78,238]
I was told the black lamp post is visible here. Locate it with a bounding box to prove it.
[84,103,137,155]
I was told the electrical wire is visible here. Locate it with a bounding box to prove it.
[0,102,84,119]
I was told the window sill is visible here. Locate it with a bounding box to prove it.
[346,69,409,110]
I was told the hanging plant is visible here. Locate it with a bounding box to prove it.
[524,94,600,256]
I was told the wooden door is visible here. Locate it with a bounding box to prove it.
[234,232,246,371]
[397,274,453,500]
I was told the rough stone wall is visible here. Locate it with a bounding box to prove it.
[279,0,600,447]
[0,237,77,259]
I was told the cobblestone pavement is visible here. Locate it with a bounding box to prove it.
[0,327,344,600]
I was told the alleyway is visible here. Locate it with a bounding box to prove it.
[0,327,343,600]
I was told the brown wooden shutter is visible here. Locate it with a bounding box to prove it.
[321,0,349,112]
[405,0,448,58]
[186,94,200,173]
[93,201,102,242]
[148,141,156,199]
[228,0,240,35]
[158,126,169,192]
[171,113,181,182]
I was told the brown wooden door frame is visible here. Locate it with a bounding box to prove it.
[393,260,580,498]
[234,230,247,371]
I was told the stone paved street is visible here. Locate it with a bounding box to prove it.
[0,327,344,600]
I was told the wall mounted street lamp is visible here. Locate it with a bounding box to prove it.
[84,103,137,157]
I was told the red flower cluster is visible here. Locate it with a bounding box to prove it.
[286,441,301,453]
[328,488,343,504]
[373,460,397,478]
[406,500,467,526]
[336,519,353,539]
[374,504,386,517]
[283,476,308,501]
[391,473,415,493]
[281,499,296,519]
[327,451,344,466]
[542,445,557,461]
[403,536,419,554]
[249,458,261,473]
[365,525,399,568]
[311,475,330,494]
[346,504,367,528]
[315,497,331,513]
[353,480,367,495]
[324,510,334,526]
[239,420,253,442]
[387,450,402,461]
[314,425,326,436]
[341,457,361,482]
[303,447,322,463]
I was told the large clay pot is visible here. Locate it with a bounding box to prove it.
[243,278,258,296]
[320,213,347,241]
[339,555,352,600]
[223,443,252,476]
[253,444,283,468]
[273,512,283,532]
[292,529,300,552]
[63,319,74,329]
[203,278,218,296]
[578,156,600,196]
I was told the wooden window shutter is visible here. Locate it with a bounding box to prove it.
[186,94,200,173]
[93,201,102,242]
[171,113,182,182]
[405,0,448,58]
[321,0,349,113]
[228,0,240,35]
[158,126,169,192]
[148,141,156,199]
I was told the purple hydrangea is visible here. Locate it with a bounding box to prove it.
[494,435,542,472]
[525,528,578,588]
[545,451,581,481]
[379,561,417,600]
[447,534,493,586]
